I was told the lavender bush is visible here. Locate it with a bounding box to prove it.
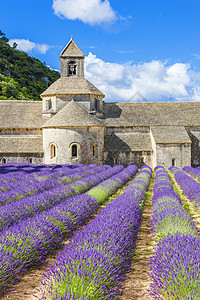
[40,166,152,300]
[149,166,200,299]
[0,165,98,205]
[0,165,137,295]
[182,166,200,181]
[0,165,118,230]
[0,164,76,192]
[169,166,200,209]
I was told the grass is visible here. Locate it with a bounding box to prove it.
[167,170,191,214]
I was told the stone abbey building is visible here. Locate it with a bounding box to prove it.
[1,38,200,169]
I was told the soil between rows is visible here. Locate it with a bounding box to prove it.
[120,177,155,300]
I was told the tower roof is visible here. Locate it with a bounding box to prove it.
[42,99,103,128]
[40,77,104,97]
[60,38,84,58]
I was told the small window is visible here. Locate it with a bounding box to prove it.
[51,144,56,159]
[93,144,98,157]
[94,98,100,111]
[46,99,52,110]
[140,157,144,164]
[68,61,76,76]
[114,158,118,165]
[71,144,77,158]
[172,158,175,166]
[1,158,6,164]
[28,157,33,163]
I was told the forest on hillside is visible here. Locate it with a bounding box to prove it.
[0,30,60,101]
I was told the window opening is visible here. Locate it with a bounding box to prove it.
[140,157,144,164]
[114,158,118,165]
[28,157,33,163]
[51,144,56,159]
[1,158,6,164]
[46,99,52,110]
[93,144,98,157]
[68,61,77,76]
[94,99,98,110]
[49,99,52,110]
[172,158,175,166]
[71,144,77,158]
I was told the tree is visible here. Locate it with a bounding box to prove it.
[0,30,9,43]
[0,30,60,100]
[12,42,18,49]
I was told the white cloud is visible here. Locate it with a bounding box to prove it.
[8,39,50,54]
[52,0,116,25]
[85,52,200,102]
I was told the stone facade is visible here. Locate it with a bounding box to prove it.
[0,38,200,169]
[43,127,104,165]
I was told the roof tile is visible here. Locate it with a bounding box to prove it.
[42,99,103,128]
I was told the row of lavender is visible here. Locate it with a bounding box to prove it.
[0,165,122,231]
[0,163,71,180]
[0,164,89,193]
[40,166,152,300]
[149,166,200,299]
[182,166,200,181]
[0,165,108,206]
[0,165,138,295]
[170,166,200,209]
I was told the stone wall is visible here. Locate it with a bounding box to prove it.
[156,143,191,169]
[187,128,200,167]
[60,57,84,78]
[150,128,157,168]
[43,127,104,165]
[0,153,43,164]
[104,151,153,168]
[0,128,41,135]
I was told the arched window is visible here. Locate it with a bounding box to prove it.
[71,144,77,158]
[28,157,33,163]
[1,158,6,164]
[172,158,175,166]
[93,144,98,157]
[51,144,56,159]
[68,61,77,76]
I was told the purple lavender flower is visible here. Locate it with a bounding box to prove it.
[149,166,200,299]
[0,165,138,294]
[40,167,152,300]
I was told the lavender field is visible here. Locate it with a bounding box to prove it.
[0,163,200,299]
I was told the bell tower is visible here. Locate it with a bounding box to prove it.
[60,37,85,78]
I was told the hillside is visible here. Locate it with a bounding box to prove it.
[0,33,60,101]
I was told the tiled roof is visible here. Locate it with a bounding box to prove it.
[0,100,44,128]
[104,132,152,151]
[0,136,43,153]
[151,126,191,143]
[42,99,103,128]
[41,77,104,97]
[60,39,84,58]
[103,102,200,127]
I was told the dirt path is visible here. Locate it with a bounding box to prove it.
[184,199,200,234]
[120,176,155,300]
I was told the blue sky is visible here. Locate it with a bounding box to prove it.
[1,0,200,102]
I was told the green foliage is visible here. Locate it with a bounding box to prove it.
[0,33,60,101]
[0,30,9,43]
[155,216,199,242]
[87,188,110,204]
